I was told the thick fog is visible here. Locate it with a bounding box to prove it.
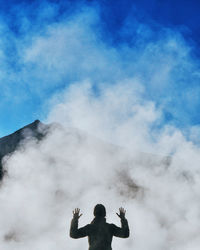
[0,82,200,250]
[0,4,200,250]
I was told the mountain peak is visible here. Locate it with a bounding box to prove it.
[0,120,49,179]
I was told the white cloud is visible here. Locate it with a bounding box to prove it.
[1,3,200,250]
[1,77,200,250]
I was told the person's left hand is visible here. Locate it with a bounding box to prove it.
[72,208,82,220]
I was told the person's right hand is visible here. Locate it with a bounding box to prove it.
[116,207,126,219]
[72,208,82,220]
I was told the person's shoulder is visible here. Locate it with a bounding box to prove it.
[106,223,117,228]
[106,223,118,233]
[83,224,92,232]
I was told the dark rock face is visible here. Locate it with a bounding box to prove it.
[0,120,49,179]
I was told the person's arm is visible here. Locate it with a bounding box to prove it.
[112,207,130,238]
[70,208,90,238]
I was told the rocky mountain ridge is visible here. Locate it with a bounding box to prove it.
[0,120,171,181]
[0,120,49,179]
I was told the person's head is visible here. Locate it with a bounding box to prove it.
[93,204,106,217]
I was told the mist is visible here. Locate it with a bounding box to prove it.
[0,2,200,250]
[1,82,200,250]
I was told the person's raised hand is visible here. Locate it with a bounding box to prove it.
[72,208,82,220]
[116,207,126,219]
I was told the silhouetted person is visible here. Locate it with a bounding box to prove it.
[70,204,129,250]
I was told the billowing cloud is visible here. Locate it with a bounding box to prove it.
[0,1,200,250]
[20,5,200,129]
[1,79,200,249]
[1,1,200,134]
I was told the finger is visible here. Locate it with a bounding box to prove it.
[116,213,120,217]
[79,213,83,218]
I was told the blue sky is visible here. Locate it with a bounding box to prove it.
[0,0,200,138]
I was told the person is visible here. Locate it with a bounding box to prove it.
[70,204,130,250]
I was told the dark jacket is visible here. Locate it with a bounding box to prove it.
[70,216,129,250]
